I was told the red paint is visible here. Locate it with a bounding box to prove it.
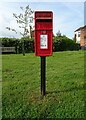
[34,11,53,56]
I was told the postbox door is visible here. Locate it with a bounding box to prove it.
[35,30,52,56]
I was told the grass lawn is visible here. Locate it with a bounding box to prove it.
[2,50,85,119]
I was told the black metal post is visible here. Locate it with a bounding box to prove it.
[41,56,46,96]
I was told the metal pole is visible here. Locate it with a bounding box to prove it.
[41,56,46,96]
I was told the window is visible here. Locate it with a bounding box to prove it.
[78,32,80,37]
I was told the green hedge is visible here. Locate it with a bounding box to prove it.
[0,37,80,53]
[1,37,34,53]
[53,38,80,51]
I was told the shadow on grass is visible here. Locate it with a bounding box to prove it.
[46,85,85,118]
[46,85,84,95]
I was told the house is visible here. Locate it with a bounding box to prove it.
[74,25,86,49]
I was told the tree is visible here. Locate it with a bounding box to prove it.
[56,30,61,37]
[6,5,34,56]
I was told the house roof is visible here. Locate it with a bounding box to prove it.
[74,25,86,32]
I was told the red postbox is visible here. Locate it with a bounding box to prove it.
[34,11,53,56]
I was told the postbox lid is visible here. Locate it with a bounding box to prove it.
[35,11,53,20]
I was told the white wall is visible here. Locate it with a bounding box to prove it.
[74,30,80,43]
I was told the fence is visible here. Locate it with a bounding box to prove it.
[1,47,15,53]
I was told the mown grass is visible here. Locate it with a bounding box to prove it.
[2,50,85,119]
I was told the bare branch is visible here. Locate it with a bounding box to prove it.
[11,29,17,34]
[6,27,17,34]
[6,4,34,38]
[20,32,24,36]
[20,6,23,10]
[6,27,11,30]
[13,13,18,19]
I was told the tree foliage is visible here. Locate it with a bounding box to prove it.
[53,35,80,51]
[6,5,33,38]
[56,30,61,37]
[6,5,34,55]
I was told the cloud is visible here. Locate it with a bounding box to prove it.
[0,2,84,39]
[0,0,85,2]
[0,3,25,38]
[53,2,84,38]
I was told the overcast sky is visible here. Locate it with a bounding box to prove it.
[0,1,85,39]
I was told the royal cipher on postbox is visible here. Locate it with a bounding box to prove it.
[34,11,53,56]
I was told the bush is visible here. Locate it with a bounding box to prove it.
[16,39,34,53]
[53,36,80,52]
[1,37,34,53]
[1,37,17,47]
[1,36,80,54]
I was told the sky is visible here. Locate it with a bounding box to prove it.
[0,1,85,39]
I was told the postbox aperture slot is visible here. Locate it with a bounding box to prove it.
[36,20,52,30]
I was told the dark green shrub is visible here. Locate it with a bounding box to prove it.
[53,36,80,52]
[1,36,80,54]
[1,37,34,53]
